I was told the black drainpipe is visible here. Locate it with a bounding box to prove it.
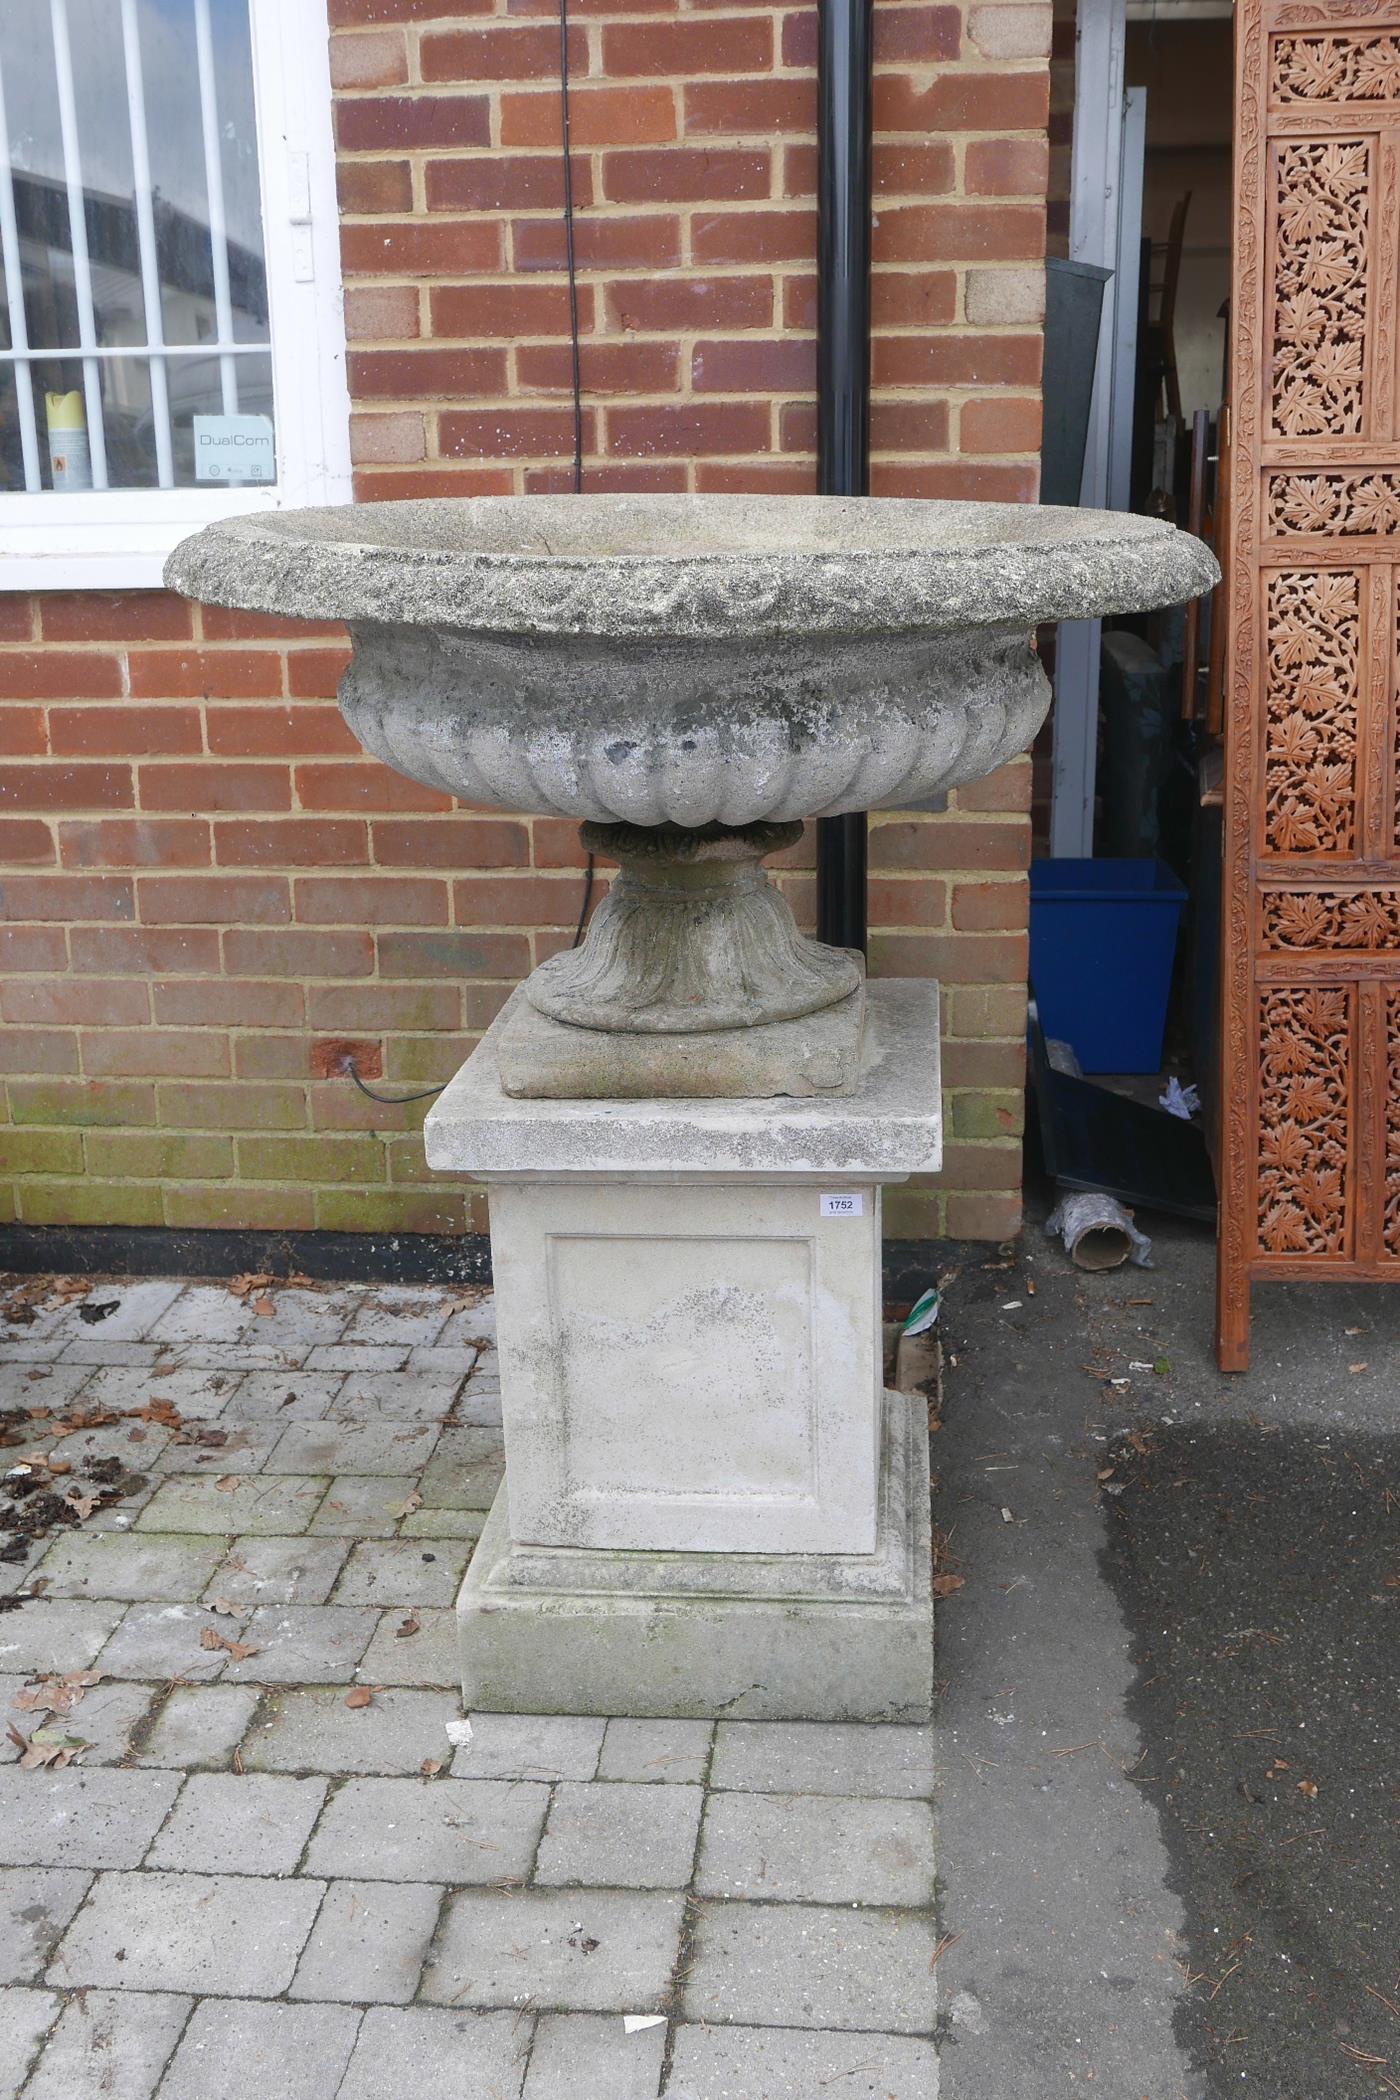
[814,0,874,956]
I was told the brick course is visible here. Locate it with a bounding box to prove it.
[0,0,1048,1246]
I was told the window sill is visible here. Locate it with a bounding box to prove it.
[0,484,325,594]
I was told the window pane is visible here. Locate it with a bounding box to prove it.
[0,0,274,493]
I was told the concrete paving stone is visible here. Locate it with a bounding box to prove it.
[289,1878,443,2005]
[0,1988,57,2098]
[137,1472,325,1534]
[0,1601,124,1676]
[134,1685,260,1770]
[0,1868,91,1983]
[329,1370,470,1421]
[95,1604,232,1683]
[535,1783,703,1891]
[56,1339,170,1368]
[695,1792,936,1906]
[681,1901,939,2033]
[355,1606,459,1687]
[525,2012,665,2100]
[304,1775,548,1884]
[401,1506,485,1541]
[0,1679,28,1760]
[44,1416,175,1471]
[663,2023,940,2100]
[339,1289,455,1347]
[0,1544,46,1600]
[51,1281,185,1344]
[0,1330,66,1361]
[202,1534,350,1607]
[32,1529,225,1601]
[598,1720,713,1788]
[264,1420,440,1477]
[452,1714,605,1783]
[80,1363,241,1414]
[150,1284,348,1350]
[216,1371,344,1422]
[150,1425,281,1476]
[20,1988,192,2100]
[148,1772,328,1876]
[709,1721,935,1799]
[417,1429,505,1510]
[0,1360,93,1410]
[222,1605,379,1684]
[423,1889,684,2014]
[49,1870,325,1995]
[444,1386,502,1429]
[333,1539,468,1608]
[309,1476,419,1537]
[403,1343,485,1375]
[0,1766,180,1867]
[243,1686,461,1776]
[303,1343,410,1373]
[160,1342,304,1374]
[433,1294,495,1346]
[337,2007,528,2100]
[25,1678,158,1766]
[155,1996,359,2100]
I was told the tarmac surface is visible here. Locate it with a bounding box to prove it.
[933,1205,1400,2100]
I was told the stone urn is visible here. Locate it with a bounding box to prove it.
[168,493,1217,1721]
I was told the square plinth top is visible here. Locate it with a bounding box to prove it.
[424,978,942,1181]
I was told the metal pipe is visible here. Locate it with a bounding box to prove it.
[814,0,873,957]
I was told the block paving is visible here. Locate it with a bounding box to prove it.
[0,1277,939,2097]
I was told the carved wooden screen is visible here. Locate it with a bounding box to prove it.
[1219,0,1400,1366]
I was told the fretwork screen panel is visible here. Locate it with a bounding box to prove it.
[1220,0,1400,1366]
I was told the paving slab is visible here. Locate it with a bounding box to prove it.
[21,1988,192,2100]
[201,1533,350,1606]
[217,1371,344,1421]
[339,1288,456,1346]
[535,1783,703,1890]
[138,1472,325,1534]
[96,1603,231,1682]
[309,1476,419,1536]
[331,1369,471,1420]
[355,1605,458,1686]
[664,2023,940,2100]
[33,1529,226,1601]
[0,1361,94,1410]
[401,1505,485,1540]
[31,1677,157,1765]
[265,1421,440,1477]
[0,1600,124,1676]
[525,2012,666,2100]
[304,1343,411,1374]
[243,1686,460,1776]
[222,1604,379,1684]
[134,1685,260,1770]
[0,1987,57,2097]
[150,1424,280,1475]
[0,1867,90,1983]
[682,1901,939,2033]
[289,1878,443,2004]
[147,1772,328,1875]
[303,1775,547,1883]
[336,2006,528,2100]
[45,1414,175,1468]
[423,1888,685,2013]
[49,1870,325,1994]
[0,1767,180,1868]
[417,1428,504,1509]
[149,1284,347,1350]
[45,1280,184,1344]
[708,1721,936,1798]
[450,1713,604,1783]
[332,1538,468,1607]
[695,1792,936,1906]
[598,1720,712,1788]
[155,1996,360,2100]
[80,1363,240,1414]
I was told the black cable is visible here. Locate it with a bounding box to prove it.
[343,1058,447,1106]
[559,0,583,499]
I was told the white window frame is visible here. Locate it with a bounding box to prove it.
[0,0,351,592]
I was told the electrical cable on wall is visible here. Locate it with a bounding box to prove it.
[341,0,591,1111]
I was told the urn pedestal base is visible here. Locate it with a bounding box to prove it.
[424,978,942,1723]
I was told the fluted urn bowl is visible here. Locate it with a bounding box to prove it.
[168,494,1217,1056]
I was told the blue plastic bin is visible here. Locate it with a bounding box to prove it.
[1029,858,1188,1074]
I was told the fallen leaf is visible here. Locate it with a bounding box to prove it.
[1297,1778,1319,1799]
[345,1687,373,1710]
[207,1597,242,1617]
[20,1726,92,1770]
[420,1758,443,1777]
[396,1613,421,1639]
[77,1301,119,1325]
[214,1476,241,1493]
[394,1491,423,1519]
[61,1488,100,1521]
[199,1627,259,1661]
[1349,1362,1369,1375]
[252,1296,275,1318]
[932,1574,965,1599]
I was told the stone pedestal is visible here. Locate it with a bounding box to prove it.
[424,978,942,1722]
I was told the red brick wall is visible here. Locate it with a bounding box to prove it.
[0,0,1049,1247]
